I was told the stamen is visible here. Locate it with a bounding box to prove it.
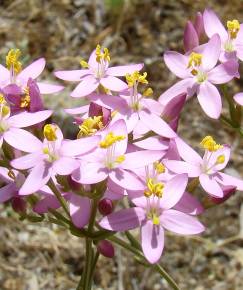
[6,49,22,74]
[152,214,160,225]
[2,105,10,118]
[142,87,153,97]
[78,116,103,138]
[125,71,148,88]
[99,132,125,149]
[227,19,240,39]
[216,154,225,164]
[8,169,16,180]
[200,136,223,152]
[188,52,202,68]
[145,178,164,198]
[154,161,165,174]
[20,87,31,108]
[0,94,6,104]
[43,124,57,141]
[80,58,89,68]
[95,44,110,63]
[115,155,125,164]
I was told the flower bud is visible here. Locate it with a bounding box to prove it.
[67,175,81,191]
[97,240,115,258]
[210,185,236,205]
[98,198,113,215]
[11,197,27,213]
[183,21,199,52]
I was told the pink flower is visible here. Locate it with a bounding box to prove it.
[203,9,243,62]
[55,45,143,98]
[163,136,243,197]
[234,92,243,106]
[10,124,100,195]
[160,34,239,118]
[72,119,164,190]
[100,173,204,264]
[0,49,63,94]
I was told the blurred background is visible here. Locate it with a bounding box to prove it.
[0,0,243,289]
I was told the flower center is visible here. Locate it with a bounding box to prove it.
[187,52,207,83]
[6,49,22,83]
[77,116,104,138]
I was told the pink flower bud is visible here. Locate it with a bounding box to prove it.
[97,240,115,258]
[98,198,113,216]
[183,21,199,52]
[194,12,205,39]
[210,185,236,204]
[11,197,27,213]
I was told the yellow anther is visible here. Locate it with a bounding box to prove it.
[143,87,153,97]
[43,124,57,141]
[8,169,16,180]
[144,190,152,198]
[216,155,225,164]
[200,136,223,152]
[20,87,30,108]
[227,19,240,39]
[115,155,125,164]
[111,110,118,118]
[2,105,10,117]
[0,94,5,104]
[6,49,22,74]
[99,132,125,148]
[95,44,110,63]
[152,214,160,225]
[43,147,49,154]
[125,71,148,87]
[146,178,164,198]
[154,161,165,174]
[188,52,202,70]
[77,116,103,138]
[80,58,89,68]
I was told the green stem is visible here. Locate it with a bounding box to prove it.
[187,177,199,193]
[88,251,100,290]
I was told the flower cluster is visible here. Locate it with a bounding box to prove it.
[0,8,243,288]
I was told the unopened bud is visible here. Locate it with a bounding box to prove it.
[98,198,113,216]
[11,197,27,213]
[67,175,81,191]
[97,240,115,258]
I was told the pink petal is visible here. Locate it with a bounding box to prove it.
[134,137,169,151]
[8,110,52,128]
[203,9,228,41]
[71,75,99,98]
[106,63,144,76]
[201,34,221,71]
[197,82,222,119]
[4,128,42,152]
[18,58,46,80]
[36,83,64,94]
[174,191,204,215]
[54,69,90,81]
[100,76,128,92]
[206,145,230,172]
[160,209,205,235]
[70,195,91,229]
[99,207,145,231]
[19,162,52,195]
[139,109,176,138]
[199,173,223,197]
[121,150,165,170]
[164,51,190,79]
[33,195,61,214]
[161,92,186,120]
[234,93,243,106]
[215,172,243,191]
[160,174,188,209]
[0,184,16,203]
[11,152,44,170]
[141,98,164,116]
[208,60,239,84]
[88,50,98,70]
[0,64,10,83]
[53,157,80,175]
[184,21,199,52]
[60,135,100,157]
[194,12,205,37]
[65,105,89,115]
[141,221,164,264]
[163,160,201,177]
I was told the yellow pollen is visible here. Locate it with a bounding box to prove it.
[43,124,57,141]
[2,105,10,117]
[154,161,165,174]
[0,94,6,104]
[200,136,223,152]
[20,87,30,108]
[144,190,152,198]
[216,155,225,164]
[77,116,103,138]
[80,58,89,68]
[115,155,125,164]
[227,19,240,39]
[152,215,160,225]
[125,71,148,87]
[6,49,22,74]
[188,52,202,71]
[95,44,110,63]
[43,147,49,154]
[145,178,164,198]
[8,169,16,180]
[99,132,125,149]
[143,87,153,97]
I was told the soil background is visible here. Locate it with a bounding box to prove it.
[0,0,243,289]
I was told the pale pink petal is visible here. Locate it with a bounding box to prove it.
[60,135,100,157]
[161,93,186,120]
[235,44,243,61]
[109,169,145,191]
[197,82,222,119]
[207,60,239,84]
[36,83,64,94]
[159,78,197,105]
[139,109,176,138]
[71,75,99,98]
[203,9,228,41]
[163,160,201,177]
[164,51,190,78]
[123,112,139,133]
[121,150,165,170]
[100,76,128,92]
[207,145,230,172]
[54,69,90,81]
[99,207,145,231]
[65,105,89,115]
[106,63,144,76]
[160,174,188,209]
[160,209,205,235]
[11,152,44,170]
[234,93,243,106]
[141,221,164,264]
[0,64,10,83]
[174,137,202,165]
[88,50,98,70]
[18,58,46,80]
[70,195,91,229]
[174,192,204,215]
[134,137,169,151]
[19,162,52,195]
[184,21,199,52]
[53,157,80,175]
[0,184,16,203]
[4,128,42,152]
[8,110,52,128]
[141,98,164,116]
[201,34,221,71]
[199,173,223,197]
[215,172,243,191]
[33,195,61,214]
